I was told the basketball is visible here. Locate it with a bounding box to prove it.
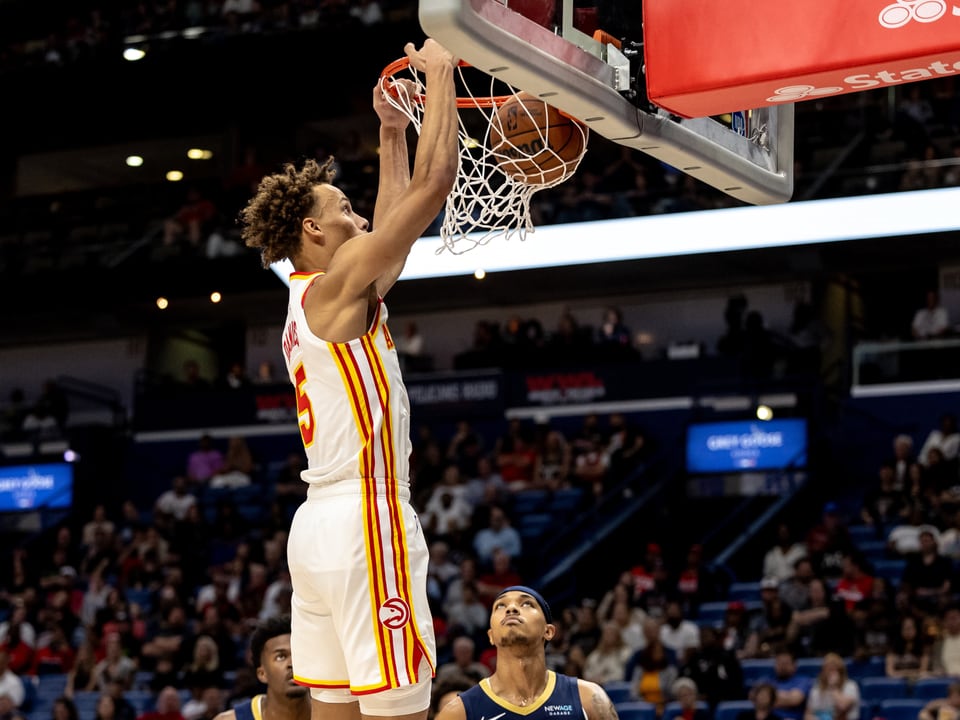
[489,91,587,185]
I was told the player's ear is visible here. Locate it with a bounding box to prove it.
[543,623,556,643]
[303,217,324,240]
[256,666,267,684]
[487,628,495,646]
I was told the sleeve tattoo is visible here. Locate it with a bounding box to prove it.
[588,689,619,720]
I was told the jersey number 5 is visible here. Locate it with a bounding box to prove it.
[293,363,315,448]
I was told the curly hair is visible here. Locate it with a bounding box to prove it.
[239,157,337,268]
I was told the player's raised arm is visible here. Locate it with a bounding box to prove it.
[326,38,458,298]
[371,76,414,296]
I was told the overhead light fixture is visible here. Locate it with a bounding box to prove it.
[123,47,146,62]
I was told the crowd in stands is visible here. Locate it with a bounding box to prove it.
[3,391,960,720]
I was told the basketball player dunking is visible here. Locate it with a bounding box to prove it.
[238,38,459,720]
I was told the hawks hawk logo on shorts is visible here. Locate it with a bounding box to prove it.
[378,597,410,629]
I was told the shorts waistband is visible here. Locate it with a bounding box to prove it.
[306,480,411,502]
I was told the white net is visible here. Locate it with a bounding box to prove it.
[380,59,589,254]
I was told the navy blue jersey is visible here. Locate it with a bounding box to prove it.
[232,695,263,720]
[460,671,586,720]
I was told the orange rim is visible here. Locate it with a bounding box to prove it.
[380,57,512,109]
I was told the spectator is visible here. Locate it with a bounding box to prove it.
[569,599,603,659]
[31,625,76,676]
[82,505,116,549]
[744,578,793,658]
[859,463,908,531]
[609,598,646,653]
[679,626,744,707]
[64,639,97,696]
[852,576,899,662]
[805,503,854,580]
[885,614,931,680]
[472,505,522,567]
[802,652,860,720]
[219,362,250,391]
[720,601,753,659]
[51,696,79,720]
[443,556,480,619]
[918,681,960,720]
[764,523,808,583]
[463,456,507,509]
[443,583,489,642]
[666,677,709,720]
[89,632,136,692]
[137,686,185,720]
[475,549,524,607]
[582,621,632,686]
[495,432,539,493]
[434,636,490,685]
[0,625,32,678]
[0,652,24,710]
[94,693,120,720]
[931,605,960,676]
[902,525,953,615]
[0,694,26,720]
[154,476,198,525]
[660,600,701,667]
[208,436,255,489]
[737,683,783,720]
[765,649,812,720]
[786,577,855,658]
[887,506,936,556]
[181,686,223,720]
[627,616,678,717]
[397,321,427,371]
[912,289,950,340]
[426,540,461,604]
[597,306,633,362]
[919,413,960,468]
[180,636,224,696]
[536,429,573,490]
[421,464,474,544]
[834,554,874,615]
[780,557,817,612]
[186,435,224,486]
[890,434,917,491]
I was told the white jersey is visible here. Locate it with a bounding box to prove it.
[282,271,411,488]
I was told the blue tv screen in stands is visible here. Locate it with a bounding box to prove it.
[0,463,73,512]
[686,419,807,474]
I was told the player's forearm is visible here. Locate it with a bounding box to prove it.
[374,126,410,230]
[410,58,458,199]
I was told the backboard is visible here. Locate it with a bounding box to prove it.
[418,0,795,205]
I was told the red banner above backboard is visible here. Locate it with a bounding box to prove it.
[643,0,960,118]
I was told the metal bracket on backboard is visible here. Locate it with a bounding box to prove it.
[420,0,794,205]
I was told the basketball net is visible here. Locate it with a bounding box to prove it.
[380,58,589,254]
